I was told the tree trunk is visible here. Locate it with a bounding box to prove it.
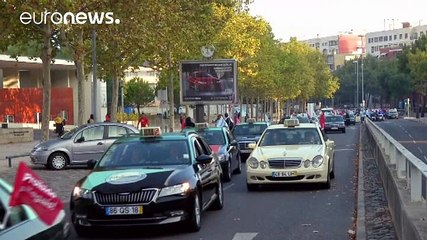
[75,59,85,126]
[41,23,52,142]
[111,74,119,122]
[168,51,175,132]
[250,97,254,118]
[256,96,260,121]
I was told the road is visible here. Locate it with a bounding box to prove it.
[374,119,427,163]
[66,125,360,240]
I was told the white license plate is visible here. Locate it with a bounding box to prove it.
[331,127,338,130]
[272,171,296,177]
[106,206,143,216]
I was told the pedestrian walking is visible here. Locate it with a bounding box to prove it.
[87,114,95,124]
[215,114,229,128]
[184,117,196,128]
[105,113,111,122]
[137,113,150,129]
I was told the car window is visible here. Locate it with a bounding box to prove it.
[196,137,211,155]
[98,140,190,167]
[233,124,267,136]
[259,128,320,146]
[197,130,225,145]
[326,116,343,122]
[108,125,129,138]
[79,126,105,142]
[0,200,6,230]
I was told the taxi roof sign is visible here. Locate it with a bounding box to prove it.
[195,122,209,130]
[247,118,255,124]
[284,119,299,127]
[140,127,161,137]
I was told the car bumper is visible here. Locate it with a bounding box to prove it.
[30,151,50,165]
[324,127,345,132]
[246,167,328,185]
[71,194,194,228]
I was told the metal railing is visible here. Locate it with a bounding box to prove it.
[365,118,427,202]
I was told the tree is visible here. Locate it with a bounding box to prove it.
[124,78,155,115]
[0,1,64,141]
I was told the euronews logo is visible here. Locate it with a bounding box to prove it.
[20,10,120,25]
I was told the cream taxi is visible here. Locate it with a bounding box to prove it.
[246,119,335,190]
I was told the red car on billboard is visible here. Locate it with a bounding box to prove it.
[188,71,222,92]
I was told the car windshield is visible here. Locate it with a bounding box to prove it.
[233,124,267,136]
[61,124,87,139]
[326,116,343,122]
[297,116,310,123]
[198,130,225,145]
[97,139,191,167]
[259,128,322,146]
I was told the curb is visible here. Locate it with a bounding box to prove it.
[356,124,366,240]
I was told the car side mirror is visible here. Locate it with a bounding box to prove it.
[248,143,256,149]
[196,154,213,164]
[87,159,97,169]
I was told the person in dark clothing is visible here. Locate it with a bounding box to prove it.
[224,113,234,130]
[184,117,195,128]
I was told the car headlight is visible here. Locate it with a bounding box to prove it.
[72,187,93,199]
[217,154,226,162]
[311,155,324,168]
[247,157,259,169]
[158,182,190,198]
[303,159,311,168]
[35,145,48,151]
[259,161,267,169]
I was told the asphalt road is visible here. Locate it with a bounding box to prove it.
[374,119,427,163]
[66,124,360,240]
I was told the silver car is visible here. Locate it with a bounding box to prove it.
[30,122,139,170]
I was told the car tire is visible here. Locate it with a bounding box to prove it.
[342,129,346,133]
[330,159,335,179]
[185,193,202,232]
[48,152,68,170]
[234,154,242,174]
[321,171,331,189]
[223,160,232,182]
[246,183,258,191]
[211,179,224,210]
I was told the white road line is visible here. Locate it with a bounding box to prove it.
[418,147,423,154]
[334,149,355,152]
[424,156,427,162]
[413,140,417,144]
[408,134,413,138]
[223,183,235,191]
[232,233,258,240]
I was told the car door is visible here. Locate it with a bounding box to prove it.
[193,138,216,209]
[225,129,238,170]
[72,125,106,163]
[105,125,131,149]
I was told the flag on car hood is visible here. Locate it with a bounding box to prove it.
[9,162,63,226]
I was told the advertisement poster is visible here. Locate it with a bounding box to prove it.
[180,59,237,104]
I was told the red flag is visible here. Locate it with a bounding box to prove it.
[9,162,64,226]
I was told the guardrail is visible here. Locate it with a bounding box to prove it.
[365,119,427,202]
[4,153,30,168]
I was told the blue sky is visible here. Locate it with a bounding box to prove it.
[249,0,427,41]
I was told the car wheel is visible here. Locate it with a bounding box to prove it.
[330,158,335,179]
[223,160,232,182]
[247,183,258,191]
[321,171,331,189]
[234,154,242,174]
[342,129,346,133]
[48,152,68,170]
[211,179,224,210]
[186,193,201,232]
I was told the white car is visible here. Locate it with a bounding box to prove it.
[246,119,335,190]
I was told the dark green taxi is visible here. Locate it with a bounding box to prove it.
[70,128,223,237]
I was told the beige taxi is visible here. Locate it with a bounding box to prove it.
[246,119,335,190]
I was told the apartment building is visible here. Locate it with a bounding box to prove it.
[366,22,427,57]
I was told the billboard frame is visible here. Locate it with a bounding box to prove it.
[179,59,238,105]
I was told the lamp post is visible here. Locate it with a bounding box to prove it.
[361,57,364,109]
[353,60,359,108]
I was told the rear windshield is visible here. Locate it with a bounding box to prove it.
[233,124,267,136]
[198,130,225,145]
[326,116,343,122]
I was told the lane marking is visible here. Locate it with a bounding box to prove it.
[232,233,259,240]
[334,149,355,152]
[398,141,427,144]
[417,147,424,154]
[223,183,235,191]
[424,156,427,162]
[408,134,413,138]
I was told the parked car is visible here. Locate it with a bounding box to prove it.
[188,71,222,92]
[324,115,346,133]
[191,125,242,182]
[70,127,223,236]
[386,109,399,119]
[30,122,139,170]
[246,119,335,190]
[0,178,70,239]
[344,112,356,126]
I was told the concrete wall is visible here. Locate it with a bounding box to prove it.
[0,127,33,144]
[365,124,427,240]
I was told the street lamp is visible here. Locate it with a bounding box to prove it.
[353,60,359,108]
[361,57,364,109]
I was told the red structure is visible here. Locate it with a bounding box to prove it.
[0,88,74,124]
[338,35,365,54]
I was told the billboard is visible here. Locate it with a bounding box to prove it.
[180,59,237,104]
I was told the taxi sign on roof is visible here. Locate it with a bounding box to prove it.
[140,127,161,137]
[247,118,255,124]
[284,119,299,127]
[195,122,209,130]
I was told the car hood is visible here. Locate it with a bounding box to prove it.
[34,138,67,149]
[253,145,324,160]
[79,166,193,193]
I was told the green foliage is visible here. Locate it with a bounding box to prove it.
[124,77,156,111]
